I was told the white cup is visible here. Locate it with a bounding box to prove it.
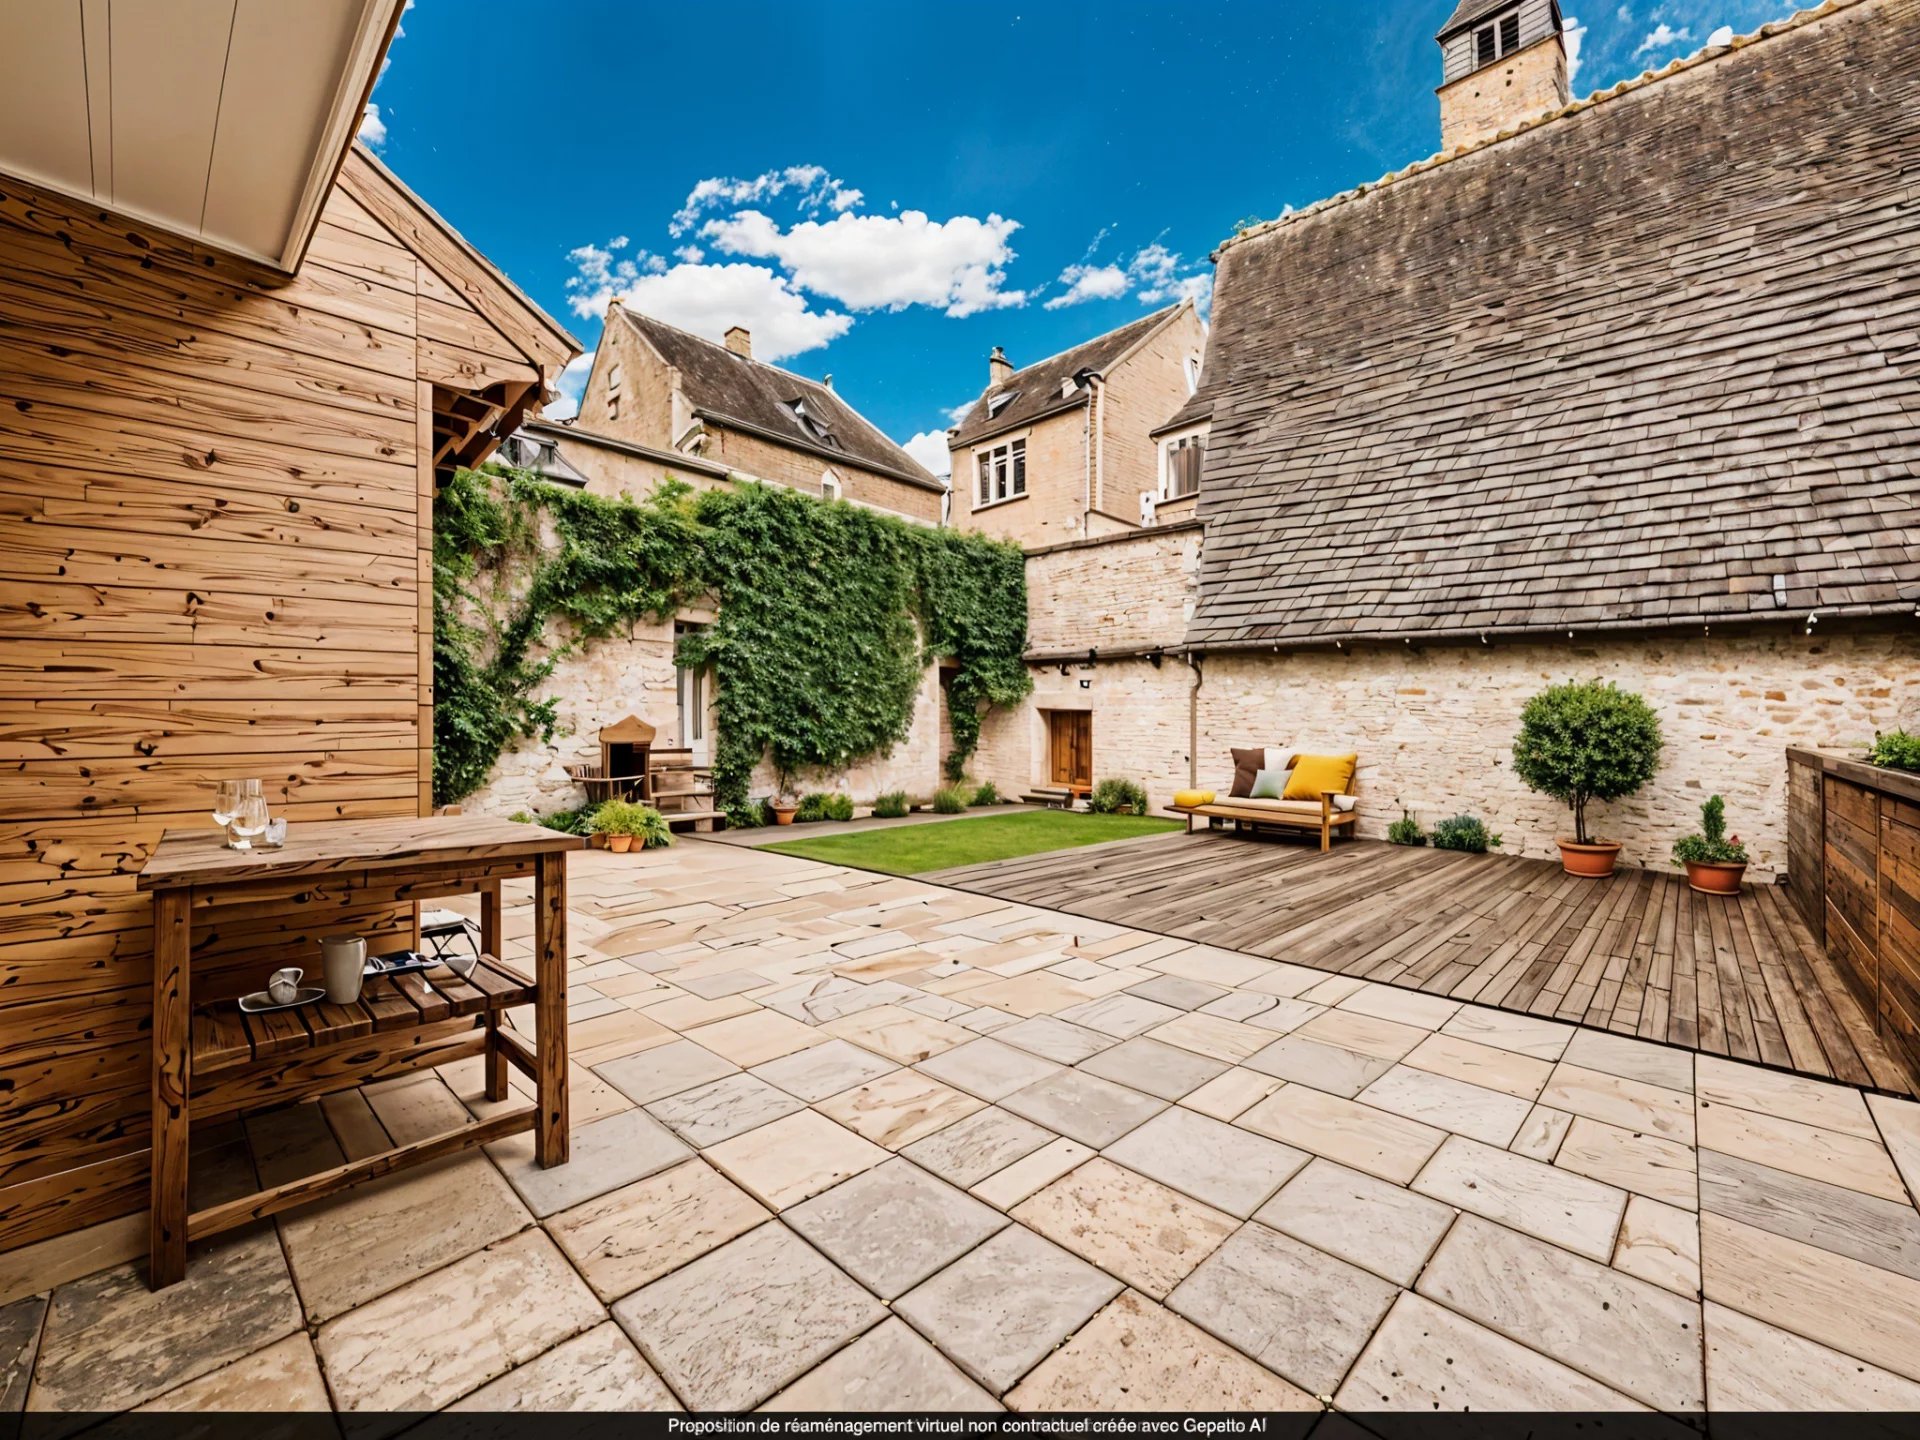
[321,934,367,1004]
[267,967,302,1005]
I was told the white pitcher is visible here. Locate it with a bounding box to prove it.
[320,934,367,1004]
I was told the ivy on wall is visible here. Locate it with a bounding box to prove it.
[432,466,1032,820]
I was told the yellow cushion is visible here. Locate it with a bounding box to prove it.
[1173,790,1216,808]
[1283,753,1357,801]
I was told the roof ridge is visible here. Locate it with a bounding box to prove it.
[1215,0,1871,258]
[993,302,1184,386]
[616,304,837,396]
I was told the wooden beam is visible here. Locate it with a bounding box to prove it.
[187,1106,533,1240]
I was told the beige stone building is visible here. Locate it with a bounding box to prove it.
[470,306,949,818]
[562,302,946,522]
[973,0,1920,876]
[948,301,1208,550]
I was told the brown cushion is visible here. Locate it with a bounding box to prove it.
[1229,747,1268,798]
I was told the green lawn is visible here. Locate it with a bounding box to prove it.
[759,809,1181,876]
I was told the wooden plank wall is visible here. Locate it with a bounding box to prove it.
[0,170,534,1254]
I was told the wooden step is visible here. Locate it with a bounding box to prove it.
[190,956,533,1077]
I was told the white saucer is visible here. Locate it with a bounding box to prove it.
[237,986,326,1013]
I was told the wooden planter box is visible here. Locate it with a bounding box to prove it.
[1786,748,1920,1077]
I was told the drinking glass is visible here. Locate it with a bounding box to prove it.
[230,794,269,851]
[212,780,241,832]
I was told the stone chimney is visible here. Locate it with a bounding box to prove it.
[724,325,752,359]
[1435,2,1571,152]
[989,345,1013,388]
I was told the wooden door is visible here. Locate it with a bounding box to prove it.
[1049,712,1092,789]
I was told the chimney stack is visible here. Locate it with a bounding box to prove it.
[724,326,752,359]
[1435,3,1571,152]
[989,345,1013,388]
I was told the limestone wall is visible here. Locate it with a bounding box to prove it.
[1027,525,1200,654]
[464,620,946,821]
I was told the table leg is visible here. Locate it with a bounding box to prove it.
[533,851,569,1167]
[479,880,508,1102]
[149,888,191,1288]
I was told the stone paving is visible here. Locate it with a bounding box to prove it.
[8,840,1920,1414]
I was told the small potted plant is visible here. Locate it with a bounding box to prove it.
[590,798,637,852]
[767,794,800,825]
[1672,794,1748,895]
[1513,679,1662,878]
[1866,730,1920,775]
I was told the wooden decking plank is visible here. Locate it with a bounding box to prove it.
[931,832,1915,1095]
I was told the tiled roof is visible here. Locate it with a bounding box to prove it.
[1438,0,1518,39]
[1186,0,1920,650]
[615,309,942,491]
[950,306,1184,447]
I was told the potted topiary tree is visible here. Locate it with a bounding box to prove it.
[1512,679,1662,878]
[1672,794,1747,895]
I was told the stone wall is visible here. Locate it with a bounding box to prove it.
[952,408,1090,549]
[1096,307,1207,517]
[465,615,947,819]
[1438,33,1569,151]
[705,423,943,522]
[972,624,1918,878]
[1027,525,1200,654]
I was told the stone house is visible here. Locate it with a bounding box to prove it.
[469,307,949,817]
[948,301,1208,550]
[563,302,945,522]
[976,0,1920,874]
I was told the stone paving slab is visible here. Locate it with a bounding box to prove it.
[22,841,1920,1419]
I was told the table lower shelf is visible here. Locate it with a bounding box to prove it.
[191,955,534,1077]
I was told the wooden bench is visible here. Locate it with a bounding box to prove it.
[1167,792,1357,852]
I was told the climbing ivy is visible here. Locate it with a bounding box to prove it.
[431,466,1031,819]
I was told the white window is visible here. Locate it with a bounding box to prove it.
[974,438,1027,507]
[675,621,709,761]
[1184,356,1202,394]
[1163,434,1205,499]
[986,390,1019,418]
[1474,8,1523,66]
[820,470,841,501]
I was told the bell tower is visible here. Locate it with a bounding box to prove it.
[1436,0,1571,151]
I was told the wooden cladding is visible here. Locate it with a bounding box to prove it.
[0,158,572,1254]
[1785,749,1920,1081]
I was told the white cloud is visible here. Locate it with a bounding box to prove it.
[946,397,979,426]
[1634,22,1691,56]
[1563,14,1588,89]
[901,430,952,477]
[1041,239,1213,313]
[543,349,595,421]
[564,241,851,362]
[673,244,704,263]
[1044,263,1129,310]
[702,208,1028,318]
[359,101,387,148]
[1706,24,1734,46]
[670,166,864,237]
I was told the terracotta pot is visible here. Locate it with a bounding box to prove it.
[607,833,634,853]
[770,804,798,827]
[1557,839,1622,878]
[1683,859,1746,896]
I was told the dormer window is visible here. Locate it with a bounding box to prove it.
[986,390,1019,419]
[786,396,839,447]
[1474,6,1523,67]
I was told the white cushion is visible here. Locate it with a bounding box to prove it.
[1332,795,1356,813]
[1266,746,1294,772]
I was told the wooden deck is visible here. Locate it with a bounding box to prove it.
[930,832,1918,1097]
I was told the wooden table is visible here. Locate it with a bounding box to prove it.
[137,815,583,1289]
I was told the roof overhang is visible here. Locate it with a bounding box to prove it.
[0,0,404,274]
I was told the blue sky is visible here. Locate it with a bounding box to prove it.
[364,0,1799,474]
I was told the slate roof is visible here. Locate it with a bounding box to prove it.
[615,308,942,491]
[1186,0,1920,651]
[950,305,1185,448]
[1438,0,1524,39]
